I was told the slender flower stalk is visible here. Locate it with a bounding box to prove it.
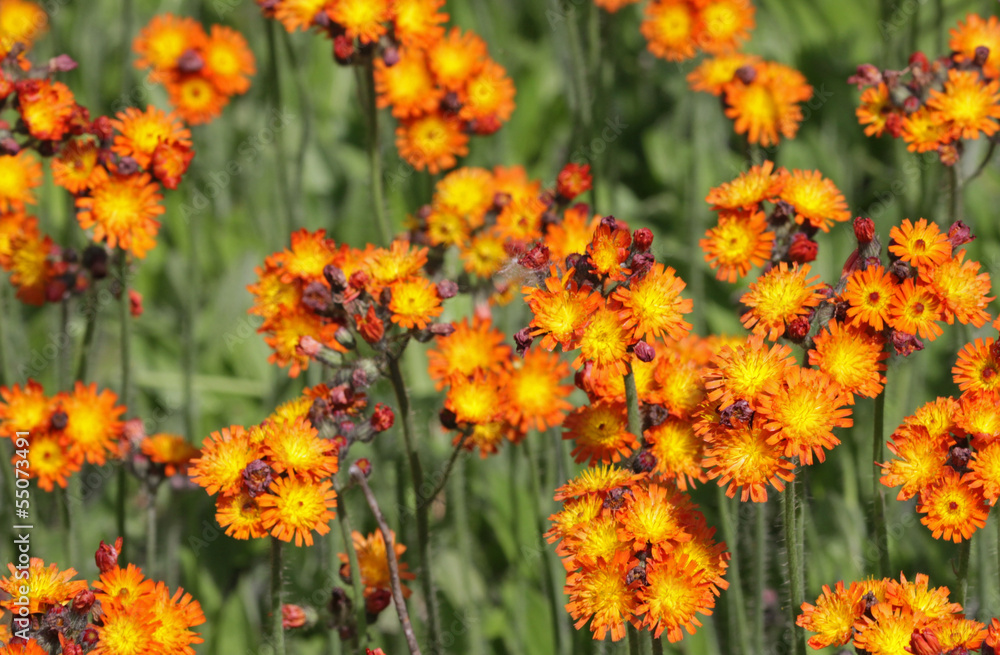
[956,537,971,609]
[623,364,642,441]
[948,165,963,225]
[417,432,469,512]
[146,483,158,579]
[350,463,423,655]
[717,486,749,655]
[0,284,9,388]
[362,51,391,247]
[266,20,295,236]
[784,473,804,655]
[58,300,70,391]
[117,251,131,561]
[74,287,99,381]
[388,356,441,652]
[627,624,640,655]
[872,383,891,578]
[753,502,767,654]
[270,536,286,655]
[334,486,367,654]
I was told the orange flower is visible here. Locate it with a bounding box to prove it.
[809,320,887,402]
[564,562,637,642]
[797,581,865,650]
[924,250,993,327]
[393,0,448,49]
[327,0,390,44]
[0,379,53,433]
[111,105,192,169]
[259,476,337,547]
[189,425,264,496]
[706,161,786,210]
[52,138,101,194]
[375,49,443,119]
[0,151,42,212]
[262,309,344,378]
[141,434,200,476]
[842,265,896,331]
[396,113,469,174]
[0,558,87,615]
[778,169,850,232]
[852,603,919,655]
[887,278,943,341]
[917,467,989,542]
[504,348,573,431]
[688,53,760,96]
[574,301,635,376]
[740,262,823,340]
[216,490,268,540]
[133,14,206,73]
[76,168,164,258]
[564,400,637,466]
[427,317,510,388]
[723,62,813,147]
[523,266,603,351]
[641,0,699,62]
[496,196,545,244]
[59,382,126,466]
[703,334,794,409]
[703,420,794,502]
[17,79,77,141]
[646,416,707,490]
[553,463,645,501]
[617,483,693,554]
[6,228,54,306]
[888,218,952,270]
[259,416,338,480]
[20,432,81,491]
[857,83,894,137]
[459,60,516,124]
[0,0,48,56]
[969,440,1000,502]
[952,338,1000,399]
[638,555,715,642]
[387,276,443,329]
[338,530,415,599]
[927,69,1000,140]
[445,371,504,425]
[697,0,754,54]
[951,14,1000,78]
[901,107,951,152]
[614,262,693,342]
[701,210,774,283]
[201,25,256,95]
[426,27,487,90]
[166,73,230,125]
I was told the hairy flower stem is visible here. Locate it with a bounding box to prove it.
[956,538,972,610]
[717,486,749,655]
[565,2,593,155]
[651,637,664,655]
[363,52,392,247]
[270,537,286,655]
[753,501,767,654]
[265,20,295,236]
[388,356,441,653]
[334,491,367,654]
[872,385,891,578]
[948,164,964,225]
[623,364,643,441]
[74,287,99,381]
[117,252,131,560]
[783,474,804,655]
[59,300,70,391]
[145,483,158,579]
[627,624,640,655]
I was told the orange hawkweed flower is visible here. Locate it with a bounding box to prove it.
[0,379,53,433]
[880,427,950,502]
[956,392,1000,440]
[797,581,865,650]
[646,416,707,491]
[93,563,155,610]
[433,166,495,222]
[564,562,637,642]
[133,13,206,73]
[687,53,760,96]
[260,476,337,547]
[614,262,693,342]
[141,434,199,476]
[969,440,1000,502]
[272,0,329,32]
[617,484,692,555]
[0,0,47,56]
[0,151,42,212]
[884,572,962,622]
[216,490,268,540]
[338,530,415,599]
[201,25,256,95]
[166,73,229,125]
[51,139,101,194]
[778,169,851,233]
[146,581,206,654]
[59,382,126,466]
[20,432,81,491]
[594,0,641,11]
[703,334,794,410]
[396,113,469,174]
[927,69,1000,140]
[917,468,989,542]
[111,105,192,169]
[75,168,164,258]
[554,463,644,501]
[758,366,852,465]
[393,0,449,49]
[888,218,952,270]
[706,161,786,210]
[574,301,635,376]
[951,14,1000,78]
[953,338,1000,399]
[260,416,338,481]
[505,348,573,431]
[640,0,699,62]
[326,0,390,44]
[387,276,443,329]
[426,27,487,90]
[924,250,993,327]
[374,49,443,119]
[189,425,264,496]
[697,0,754,54]
[17,79,77,141]
[857,83,894,137]
[459,60,516,124]
[563,400,637,466]
[427,317,510,389]
[638,555,715,642]
[6,229,53,306]
[495,196,545,244]
[262,308,344,378]
[93,602,162,655]
[809,320,887,402]
[842,265,896,331]
[887,278,943,340]
[703,420,794,502]
[723,62,813,147]
[0,558,87,615]
[701,210,774,283]
[852,603,919,655]
[523,266,602,351]
[445,372,504,425]
[901,107,951,153]
[740,262,823,340]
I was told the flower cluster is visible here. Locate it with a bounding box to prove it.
[618,0,755,63]
[0,381,125,491]
[133,14,256,124]
[852,14,1000,164]
[249,229,454,378]
[547,467,728,642]
[261,0,514,174]
[427,317,572,457]
[701,161,849,283]
[797,573,985,652]
[0,541,204,653]
[337,530,414,617]
[878,323,1000,543]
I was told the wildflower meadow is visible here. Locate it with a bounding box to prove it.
[4,0,1000,654]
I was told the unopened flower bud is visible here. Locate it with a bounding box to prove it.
[282,604,308,629]
[493,191,512,210]
[370,404,394,432]
[555,163,592,201]
[720,400,753,428]
[50,410,68,431]
[735,64,757,84]
[908,629,943,655]
[786,316,811,342]
[600,215,618,231]
[81,626,99,648]
[908,51,929,72]
[891,330,924,356]
[116,156,139,176]
[630,252,654,278]
[938,143,960,167]
[634,340,655,362]
[975,46,991,68]
[436,279,458,299]
[365,588,392,617]
[382,45,400,67]
[439,408,458,431]
[332,35,353,64]
[298,335,323,358]
[429,322,455,337]
[334,325,356,350]
[847,63,882,88]
[643,404,669,430]
[518,244,550,270]
[902,95,921,113]
[0,137,20,154]
[632,450,657,473]
[888,259,912,280]
[948,220,975,247]
[514,327,533,356]
[788,232,818,264]
[71,589,96,615]
[632,228,653,253]
[95,537,123,574]
[49,54,77,72]
[242,459,274,498]
[354,458,372,477]
[853,217,875,244]
[82,245,109,279]
[129,289,143,317]
[176,49,204,74]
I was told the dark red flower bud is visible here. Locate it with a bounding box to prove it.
[382,45,400,67]
[888,259,912,280]
[176,49,204,74]
[128,289,143,318]
[333,35,354,64]
[493,191,512,210]
[514,327,534,356]
[429,322,455,337]
[632,228,653,253]
[95,537,123,574]
[947,220,975,248]
[854,217,875,244]
[556,163,592,201]
[71,589,96,615]
[0,137,20,154]
[370,404,394,432]
[975,46,991,68]
[49,409,68,431]
[632,449,657,473]
[81,626,99,648]
[786,316,811,342]
[365,588,392,616]
[735,64,757,84]
[891,330,924,357]
[331,435,349,457]
[439,408,458,431]
[847,63,882,88]
[634,340,655,363]
[48,54,78,72]
[788,232,818,263]
[885,112,904,137]
[242,460,274,498]
[902,95,920,113]
[720,400,754,428]
[282,604,308,629]
[908,51,929,72]
[600,215,618,231]
[938,143,960,167]
[908,629,943,655]
[518,244,550,270]
[90,116,113,141]
[630,252,654,278]
[436,279,458,299]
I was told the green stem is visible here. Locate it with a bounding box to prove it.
[0,281,10,387]
[117,251,131,562]
[627,624,640,655]
[363,52,392,246]
[783,474,804,655]
[59,484,77,565]
[454,459,486,655]
[417,432,468,512]
[265,20,295,236]
[966,137,998,185]
[333,503,365,654]
[956,537,972,610]
[74,287,99,382]
[623,363,643,441]
[182,213,197,442]
[753,501,766,654]
[651,637,664,655]
[716,487,748,655]
[145,484,158,579]
[280,30,310,228]
[388,356,441,653]
[872,385,891,578]
[117,466,127,562]
[948,164,963,225]
[58,300,70,391]
[270,537,286,655]
[565,0,593,154]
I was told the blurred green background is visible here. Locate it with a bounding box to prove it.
[7,0,1000,653]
